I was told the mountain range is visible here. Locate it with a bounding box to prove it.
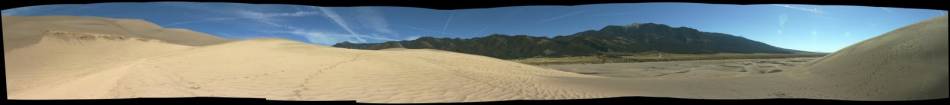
[333,23,805,59]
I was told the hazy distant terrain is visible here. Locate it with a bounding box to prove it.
[334,23,808,59]
[4,15,947,103]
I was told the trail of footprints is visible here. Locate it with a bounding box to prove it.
[291,52,366,100]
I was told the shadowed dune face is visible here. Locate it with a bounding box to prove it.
[3,15,948,103]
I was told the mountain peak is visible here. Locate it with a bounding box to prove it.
[627,23,669,28]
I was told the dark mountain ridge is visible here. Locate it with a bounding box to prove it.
[334,23,804,59]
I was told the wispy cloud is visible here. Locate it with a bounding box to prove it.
[316,7,366,43]
[155,2,233,16]
[355,7,397,35]
[361,34,400,41]
[2,5,98,16]
[280,28,400,45]
[403,36,421,41]
[255,6,401,44]
[165,17,241,26]
[1,6,39,16]
[155,2,211,9]
[441,13,455,35]
[215,7,328,44]
[810,30,818,36]
[778,14,788,27]
[474,25,491,36]
[291,7,401,44]
[254,6,402,45]
[538,10,585,23]
[288,30,338,45]
[271,7,404,44]
[234,9,320,28]
[405,25,455,35]
[772,4,825,15]
[880,7,895,14]
[810,30,819,47]
[164,5,401,45]
[246,10,321,17]
[777,14,788,35]
[587,9,637,17]
[165,8,319,27]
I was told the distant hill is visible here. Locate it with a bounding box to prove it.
[333,23,805,59]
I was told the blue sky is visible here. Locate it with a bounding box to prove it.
[2,2,945,52]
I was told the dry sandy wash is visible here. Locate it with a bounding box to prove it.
[543,57,820,79]
[4,15,947,103]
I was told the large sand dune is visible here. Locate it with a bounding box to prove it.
[792,14,948,99]
[2,16,228,52]
[4,15,947,103]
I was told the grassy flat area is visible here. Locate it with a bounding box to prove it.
[511,52,827,65]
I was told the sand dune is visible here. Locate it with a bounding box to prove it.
[5,30,193,98]
[2,16,227,52]
[4,15,947,103]
[792,14,948,100]
[6,32,618,102]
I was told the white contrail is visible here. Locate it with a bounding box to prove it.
[316,6,366,43]
[442,13,454,35]
[772,4,825,15]
[357,7,397,35]
[538,10,585,23]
